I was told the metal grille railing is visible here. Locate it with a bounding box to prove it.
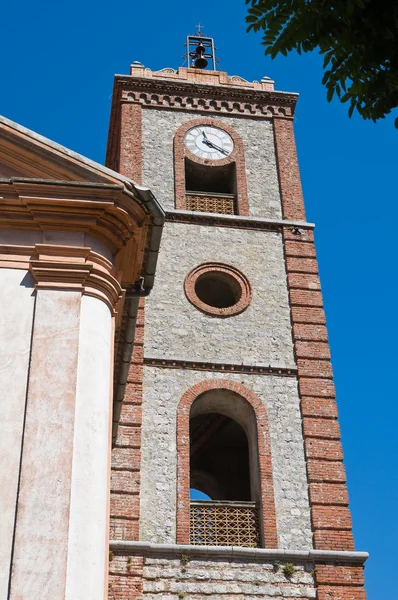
[185,192,235,215]
[190,501,260,547]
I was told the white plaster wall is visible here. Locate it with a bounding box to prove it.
[10,289,82,600]
[142,108,282,219]
[0,269,35,599]
[145,223,295,368]
[139,367,313,550]
[65,295,113,600]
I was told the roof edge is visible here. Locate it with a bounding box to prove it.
[0,114,165,223]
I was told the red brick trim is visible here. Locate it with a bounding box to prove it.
[173,118,249,215]
[273,119,306,221]
[176,379,278,548]
[110,298,145,543]
[119,102,142,183]
[184,262,252,317]
[283,226,355,552]
[108,554,144,600]
[315,564,367,600]
[110,98,145,546]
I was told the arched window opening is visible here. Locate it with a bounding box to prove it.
[190,413,250,501]
[185,159,236,194]
[174,119,250,216]
[188,389,261,548]
[185,159,237,215]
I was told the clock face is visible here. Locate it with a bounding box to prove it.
[184,125,234,161]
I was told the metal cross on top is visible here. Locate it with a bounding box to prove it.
[195,22,205,37]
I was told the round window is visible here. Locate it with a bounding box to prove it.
[184,263,252,317]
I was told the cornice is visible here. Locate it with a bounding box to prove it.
[0,178,150,287]
[165,209,315,232]
[116,75,297,110]
[0,114,162,194]
[109,540,369,566]
[114,76,296,121]
[144,357,297,377]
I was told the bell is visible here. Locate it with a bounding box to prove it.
[193,42,208,69]
[194,56,208,69]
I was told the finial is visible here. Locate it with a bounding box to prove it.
[195,22,205,37]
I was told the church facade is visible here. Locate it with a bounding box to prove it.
[0,35,367,600]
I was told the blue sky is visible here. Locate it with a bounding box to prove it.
[2,1,397,597]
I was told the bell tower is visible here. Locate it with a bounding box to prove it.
[106,31,368,600]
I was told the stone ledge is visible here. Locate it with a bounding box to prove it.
[143,357,297,377]
[109,540,368,565]
[165,209,315,231]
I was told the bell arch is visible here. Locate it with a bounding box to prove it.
[173,118,250,215]
[176,379,278,547]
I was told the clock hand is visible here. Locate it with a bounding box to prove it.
[205,140,228,155]
[201,135,229,156]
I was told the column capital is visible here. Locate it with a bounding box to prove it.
[28,244,123,312]
[0,179,155,288]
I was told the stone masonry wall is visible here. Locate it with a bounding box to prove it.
[139,367,313,550]
[109,555,316,600]
[108,552,367,600]
[143,556,316,599]
[141,109,282,219]
[144,223,295,367]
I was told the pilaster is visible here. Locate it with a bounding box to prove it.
[6,240,121,599]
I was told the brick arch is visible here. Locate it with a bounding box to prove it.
[173,117,249,215]
[176,379,278,547]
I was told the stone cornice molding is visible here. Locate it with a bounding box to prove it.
[165,209,315,232]
[144,357,297,377]
[109,540,369,566]
[29,244,123,312]
[0,178,150,287]
[115,75,298,117]
[0,243,122,312]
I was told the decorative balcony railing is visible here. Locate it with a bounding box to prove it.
[185,192,235,215]
[190,500,260,547]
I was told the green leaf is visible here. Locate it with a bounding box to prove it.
[245,0,398,127]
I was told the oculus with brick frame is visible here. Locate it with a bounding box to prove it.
[184,262,252,317]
